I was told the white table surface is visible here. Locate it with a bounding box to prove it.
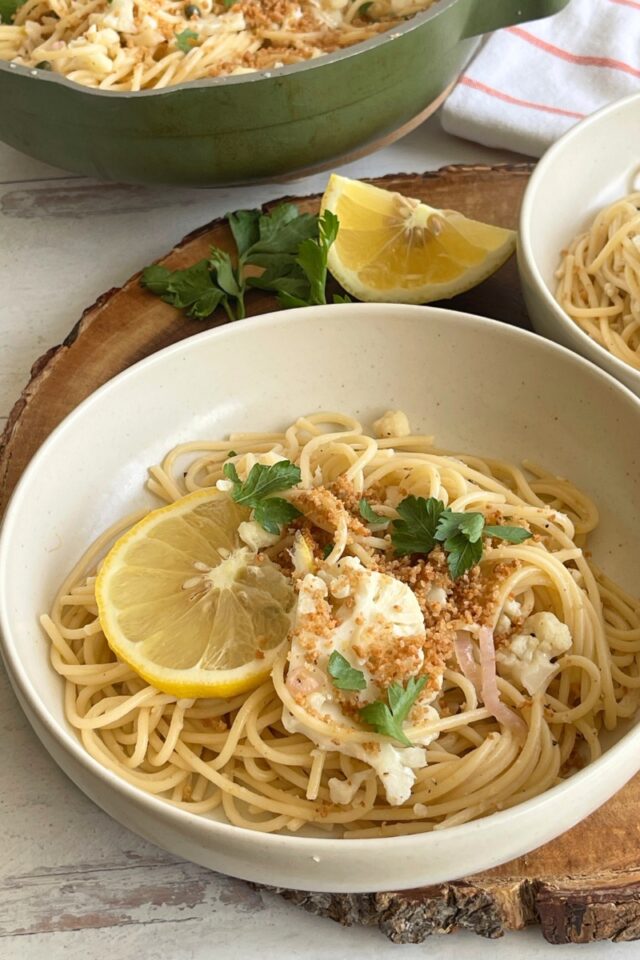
[1,116,637,959]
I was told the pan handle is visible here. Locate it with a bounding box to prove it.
[460,0,571,39]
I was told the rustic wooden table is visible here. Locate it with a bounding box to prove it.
[1,117,637,959]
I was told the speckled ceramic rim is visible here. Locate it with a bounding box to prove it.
[519,90,640,395]
[0,0,460,97]
[2,304,640,867]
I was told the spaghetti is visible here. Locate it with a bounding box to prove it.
[0,0,437,90]
[556,192,640,371]
[41,411,640,836]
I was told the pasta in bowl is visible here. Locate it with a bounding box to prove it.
[2,303,639,892]
[42,410,638,836]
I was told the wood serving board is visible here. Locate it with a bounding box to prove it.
[3,163,640,946]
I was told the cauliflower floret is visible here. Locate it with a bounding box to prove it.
[496,597,522,636]
[237,520,279,551]
[496,612,572,695]
[99,0,135,32]
[282,556,441,805]
[198,10,246,35]
[373,409,411,439]
[327,769,368,805]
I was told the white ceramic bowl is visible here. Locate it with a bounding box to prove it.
[2,303,640,893]
[519,90,640,398]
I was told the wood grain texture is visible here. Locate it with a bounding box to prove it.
[2,854,263,937]
[3,163,640,946]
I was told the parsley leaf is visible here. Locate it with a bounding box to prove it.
[226,460,301,506]
[359,700,403,742]
[231,203,323,314]
[328,651,367,691]
[333,293,352,304]
[253,498,301,535]
[435,509,484,544]
[209,248,245,317]
[357,0,373,15]
[223,460,301,533]
[248,206,317,261]
[322,543,334,560]
[223,460,241,485]
[443,533,483,580]
[248,258,310,301]
[248,210,338,308]
[228,209,261,258]
[359,498,387,527]
[0,0,24,23]
[141,261,226,319]
[294,210,339,306]
[458,512,485,542]
[390,496,446,556]
[484,525,533,543]
[175,27,198,52]
[359,676,427,746]
[390,496,530,579]
[387,676,427,723]
[435,511,531,576]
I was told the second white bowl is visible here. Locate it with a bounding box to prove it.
[518,91,640,397]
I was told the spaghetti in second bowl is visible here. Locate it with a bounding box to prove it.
[555,192,640,372]
[519,91,640,397]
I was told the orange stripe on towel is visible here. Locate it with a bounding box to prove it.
[508,27,640,78]
[609,0,640,10]
[459,77,586,120]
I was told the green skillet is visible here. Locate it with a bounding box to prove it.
[0,0,569,185]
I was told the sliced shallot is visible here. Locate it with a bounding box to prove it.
[453,630,482,692]
[478,626,527,737]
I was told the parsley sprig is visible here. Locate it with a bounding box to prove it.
[175,27,198,53]
[328,651,367,691]
[223,459,301,535]
[390,496,532,579]
[262,210,339,309]
[359,677,427,747]
[141,260,230,321]
[0,0,24,22]
[141,204,341,323]
[359,497,387,527]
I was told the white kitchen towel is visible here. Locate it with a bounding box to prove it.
[441,0,640,158]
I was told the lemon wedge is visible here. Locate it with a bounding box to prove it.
[321,174,516,303]
[95,490,295,698]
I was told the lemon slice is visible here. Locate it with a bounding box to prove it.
[321,174,516,303]
[95,490,295,698]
